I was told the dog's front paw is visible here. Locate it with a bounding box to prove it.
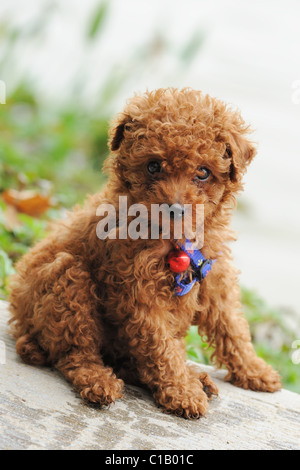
[226,362,281,393]
[154,382,209,419]
[79,375,124,406]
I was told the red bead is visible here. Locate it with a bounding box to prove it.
[167,250,190,273]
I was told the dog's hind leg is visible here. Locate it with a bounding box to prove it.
[41,260,124,405]
[10,251,124,405]
[15,333,48,366]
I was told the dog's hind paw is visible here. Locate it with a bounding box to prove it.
[198,372,219,399]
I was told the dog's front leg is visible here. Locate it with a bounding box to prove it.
[213,310,281,391]
[197,264,281,392]
[124,313,209,418]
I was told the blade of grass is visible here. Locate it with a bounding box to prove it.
[87,1,109,40]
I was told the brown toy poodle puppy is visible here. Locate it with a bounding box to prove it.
[9,88,281,419]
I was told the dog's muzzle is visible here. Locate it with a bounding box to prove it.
[169,204,186,220]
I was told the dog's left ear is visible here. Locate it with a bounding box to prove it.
[225,130,256,182]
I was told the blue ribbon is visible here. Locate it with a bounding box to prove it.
[174,240,216,296]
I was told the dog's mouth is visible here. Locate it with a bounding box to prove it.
[110,197,206,243]
[144,203,205,244]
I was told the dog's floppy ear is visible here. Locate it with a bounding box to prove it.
[109,114,132,152]
[225,130,256,182]
[110,122,126,151]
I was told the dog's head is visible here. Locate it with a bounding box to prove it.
[105,88,256,238]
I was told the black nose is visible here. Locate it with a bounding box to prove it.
[169,204,185,220]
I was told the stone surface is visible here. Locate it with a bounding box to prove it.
[0,300,299,450]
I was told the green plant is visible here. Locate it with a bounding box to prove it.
[0,248,15,300]
[242,287,299,392]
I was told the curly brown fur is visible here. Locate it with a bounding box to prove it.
[8,88,281,419]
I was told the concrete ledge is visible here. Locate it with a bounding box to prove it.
[0,300,299,450]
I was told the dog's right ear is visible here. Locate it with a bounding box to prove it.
[109,115,132,152]
[110,122,126,151]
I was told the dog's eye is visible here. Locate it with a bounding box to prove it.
[196,167,211,181]
[147,160,162,175]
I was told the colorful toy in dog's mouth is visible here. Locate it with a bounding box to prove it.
[167,247,190,273]
[167,240,216,296]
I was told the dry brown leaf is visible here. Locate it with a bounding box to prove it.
[3,205,21,230]
[2,189,51,217]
